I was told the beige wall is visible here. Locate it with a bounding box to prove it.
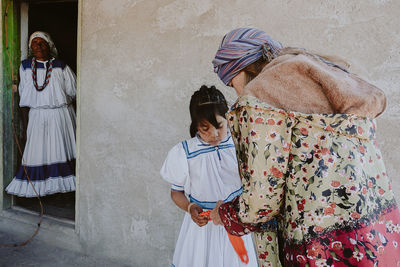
[78,0,400,265]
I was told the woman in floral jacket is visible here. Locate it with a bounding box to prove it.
[210,28,400,266]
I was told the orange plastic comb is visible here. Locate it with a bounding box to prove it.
[200,210,211,220]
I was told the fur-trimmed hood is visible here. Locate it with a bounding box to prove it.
[242,54,386,118]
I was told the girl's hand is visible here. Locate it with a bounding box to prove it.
[210,200,224,225]
[189,204,209,227]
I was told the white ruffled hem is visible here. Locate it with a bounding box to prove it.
[5,175,75,197]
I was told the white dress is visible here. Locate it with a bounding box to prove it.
[160,134,258,267]
[6,58,76,197]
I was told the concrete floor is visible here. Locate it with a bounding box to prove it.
[0,209,131,267]
[0,230,129,267]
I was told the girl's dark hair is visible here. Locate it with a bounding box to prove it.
[189,85,228,137]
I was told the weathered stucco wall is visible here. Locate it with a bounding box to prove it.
[79,0,400,265]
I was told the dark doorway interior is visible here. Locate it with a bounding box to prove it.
[15,1,78,221]
[16,193,75,220]
[28,1,78,72]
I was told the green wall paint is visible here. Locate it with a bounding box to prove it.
[2,0,20,209]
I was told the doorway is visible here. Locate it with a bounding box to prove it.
[14,0,78,221]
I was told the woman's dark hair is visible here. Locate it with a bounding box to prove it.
[189,85,228,137]
[242,57,269,85]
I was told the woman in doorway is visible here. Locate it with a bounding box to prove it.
[6,31,76,197]
[210,28,400,266]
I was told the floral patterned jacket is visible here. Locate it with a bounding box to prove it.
[219,95,400,267]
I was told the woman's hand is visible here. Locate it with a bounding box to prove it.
[189,203,209,227]
[210,200,224,225]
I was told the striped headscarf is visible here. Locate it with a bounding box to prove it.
[213,28,283,85]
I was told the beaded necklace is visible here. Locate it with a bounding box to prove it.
[31,57,54,91]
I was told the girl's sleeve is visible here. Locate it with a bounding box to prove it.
[63,65,77,98]
[160,142,189,192]
[225,104,295,225]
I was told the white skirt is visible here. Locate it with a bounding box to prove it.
[172,213,258,267]
[6,105,76,197]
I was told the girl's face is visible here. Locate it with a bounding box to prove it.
[197,115,227,146]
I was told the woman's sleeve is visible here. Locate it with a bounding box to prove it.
[226,105,294,225]
[63,65,77,98]
[219,197,263,235]
[160,143,190,192]
[18,65,27,98]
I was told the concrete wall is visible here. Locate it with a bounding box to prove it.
[78,0,400,265]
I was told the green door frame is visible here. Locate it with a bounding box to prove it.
[1,0,21,209]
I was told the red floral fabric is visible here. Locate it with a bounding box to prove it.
[220,95,400,266]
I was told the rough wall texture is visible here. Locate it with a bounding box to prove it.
[79,0,400,265]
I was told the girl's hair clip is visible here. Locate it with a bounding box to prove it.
[198,101,220,106]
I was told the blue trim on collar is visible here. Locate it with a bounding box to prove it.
[181,140,234,159]
[22,59,31,70]
[218,134,232,145]
[189,187,243,210]
[21,58,66,70]
[196,134,232,147]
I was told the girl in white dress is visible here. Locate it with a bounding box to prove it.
[160,85,258,267]
[6,31,76,197]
